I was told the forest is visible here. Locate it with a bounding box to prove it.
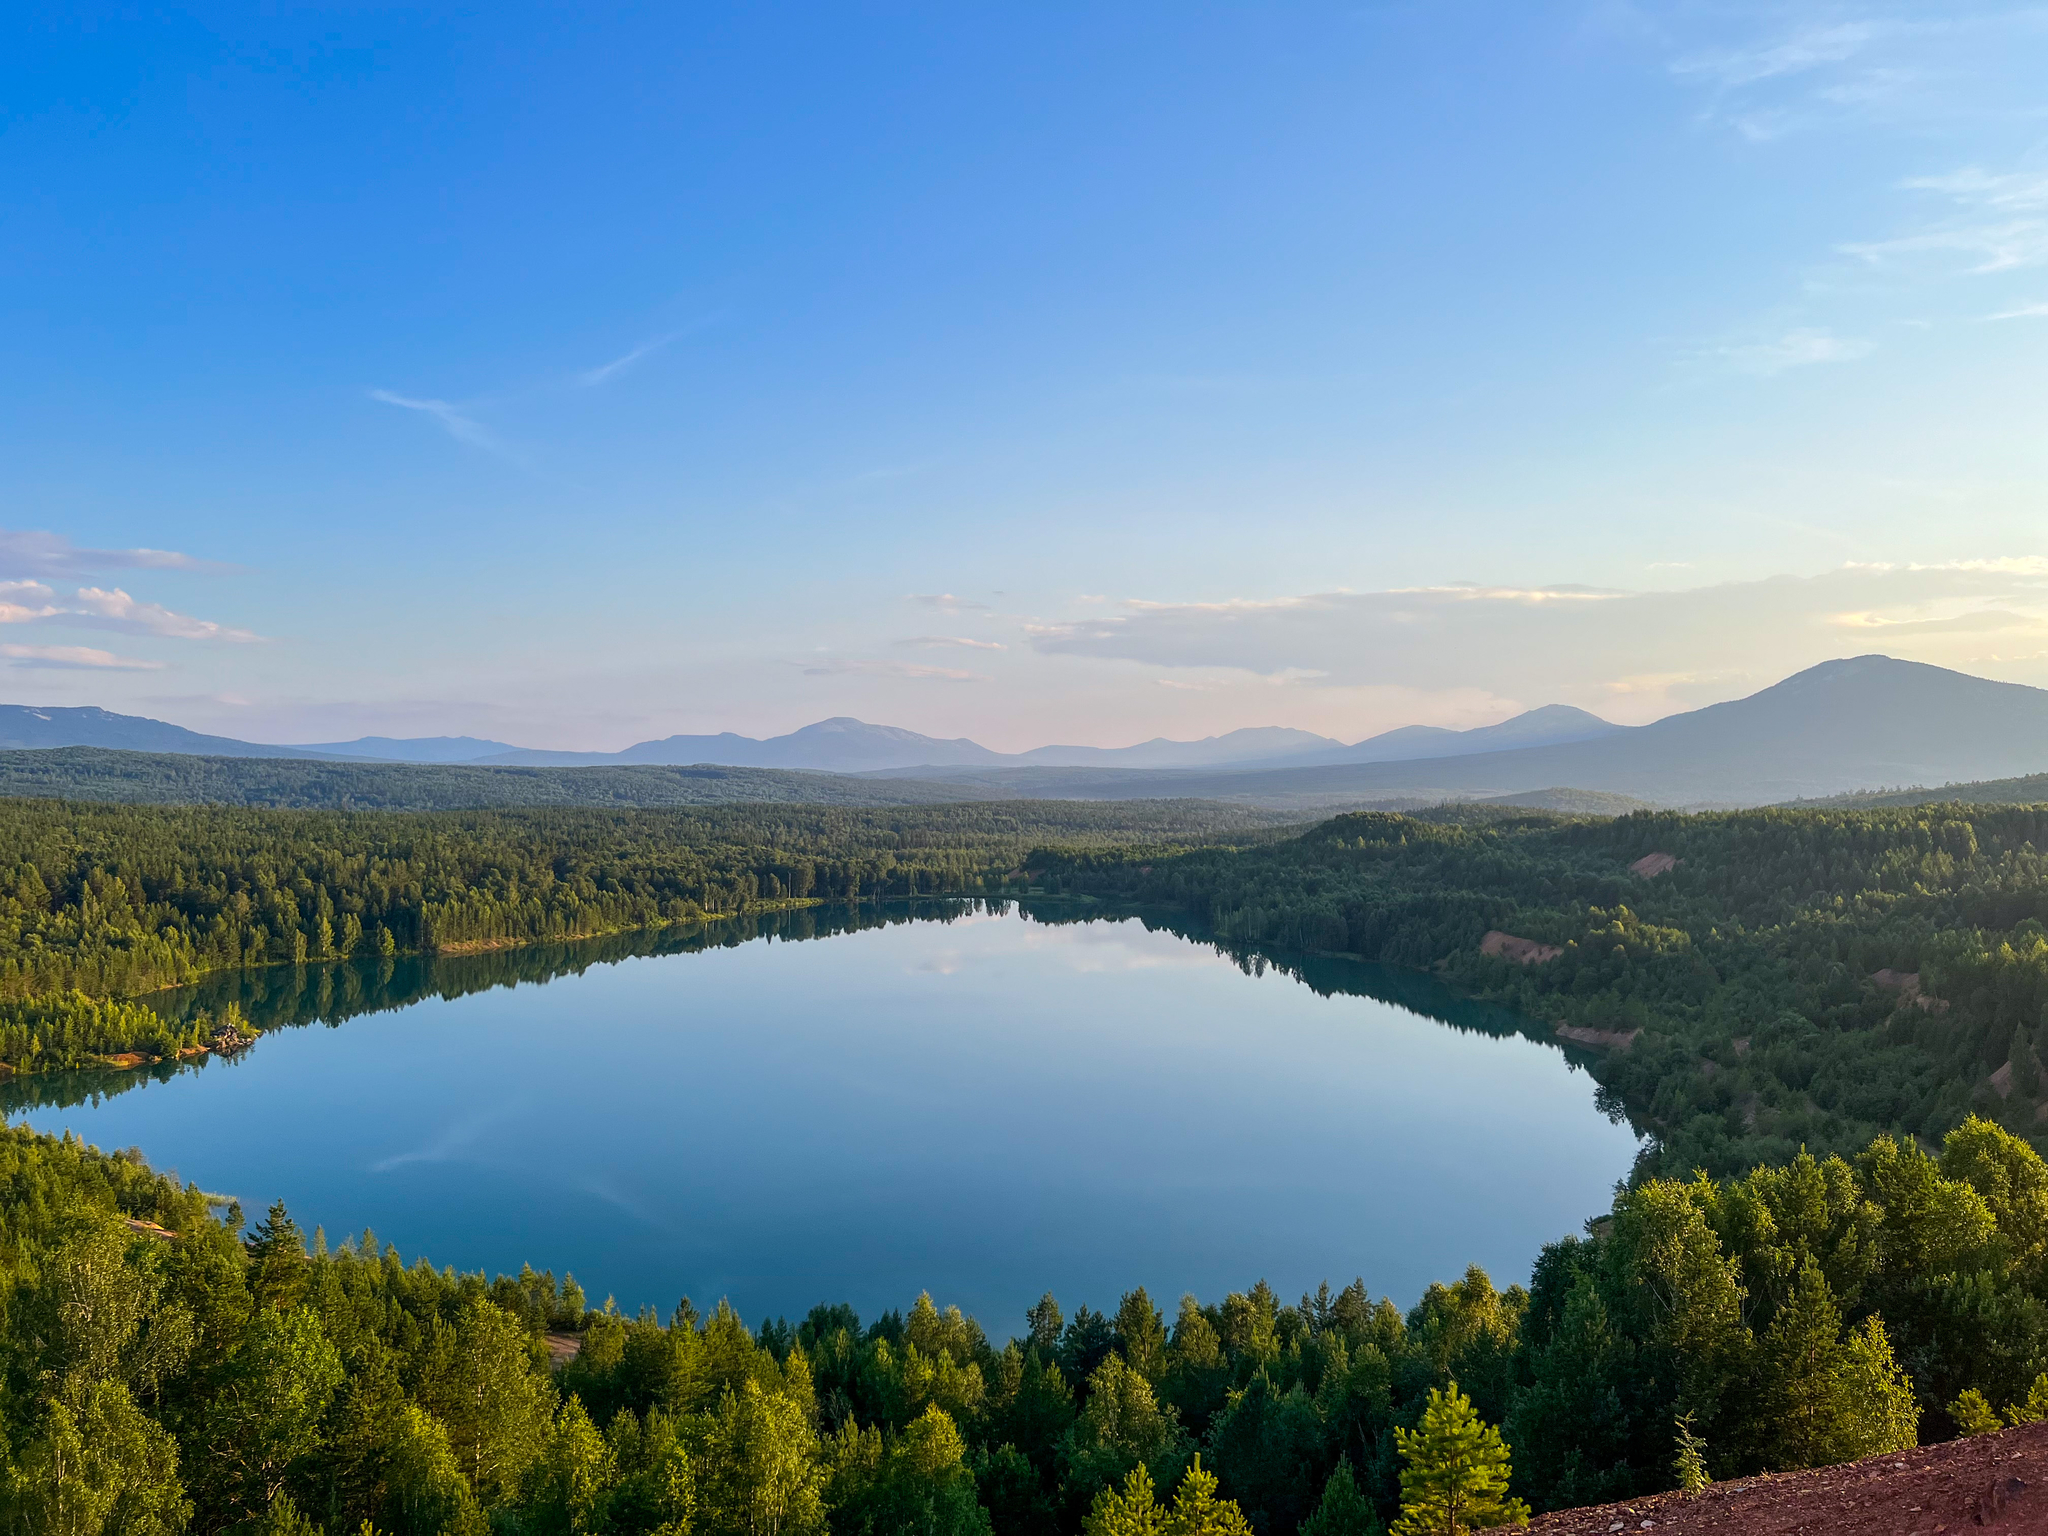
[1041,802,2048,1181]
[13,796,2048,1529]
[0,798,1279,1072]
[11,1106,2048,1533]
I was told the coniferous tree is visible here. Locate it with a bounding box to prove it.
[2012,1022,2044,1099]
[1300,1459,1382,1536]
[244,1200,308,1313]
[1951,1389,2002,1436]
[1391,1382,1529,1536]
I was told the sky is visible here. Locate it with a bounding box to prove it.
[4,2,2048,751]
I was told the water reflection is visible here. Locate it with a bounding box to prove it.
[4,900,1601,1118]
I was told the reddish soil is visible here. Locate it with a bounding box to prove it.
[543,1333,583,1368]
[1556,1024,1643,1051]
[1483,931,1564,965]
[101,1052,146,1069]
[1515,1421,2048,1536]
[1874,970,1951,1013]
[121,1216,177,1242]
[1630,852,1681,878]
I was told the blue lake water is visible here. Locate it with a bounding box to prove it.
[9,903,1640,1335]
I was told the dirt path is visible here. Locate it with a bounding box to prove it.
[1516,1421,2048,1535]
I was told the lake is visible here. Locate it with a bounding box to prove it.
[8,902,1641,1335]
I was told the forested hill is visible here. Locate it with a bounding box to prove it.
[1041,803,2048,1180]
[0,747,1015,809]
[1801,773,2048,810]
[0,797,1289,1071]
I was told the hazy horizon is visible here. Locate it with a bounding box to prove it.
[6,4,2048,753]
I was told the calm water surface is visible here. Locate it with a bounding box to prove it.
[10,904,1640,1330]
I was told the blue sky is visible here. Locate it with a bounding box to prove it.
[4,2,2048,749]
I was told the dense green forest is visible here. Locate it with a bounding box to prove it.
[0,749,1064,812]
[16,794,2048,1529]
[14,1107,2048,1532]
[0,799,1282,1073]
[1806,771,2048,810]
[1041,803,2048,1181]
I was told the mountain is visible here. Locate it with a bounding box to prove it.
[1011,726,1343,768]
[285,735,523,763]
[477,711,1614,773]
[479,718,1011,771]
[4,657,2036,804]
[0,706,342,760]
[867,658,2048,808]
[484,719,1348,772]
[1304,703,1624,765]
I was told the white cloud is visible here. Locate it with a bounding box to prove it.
[894,636,1007,651]
[369,389,497,449]
[576,332,682,387]
[0,644,164,671]
[908,593,991,612]
[1026,563,2048,720]
[1671,22,1880,90]
[0,530,221,579]
[1986,301,2048,320]
[799,659,987,681]
[1904,167,2048,212]
[1703,328,1875,375]
[69,587,262,643]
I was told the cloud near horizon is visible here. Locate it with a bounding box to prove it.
[1028,561,2048,720]
[0,644,165,671]
[799,658,986,682]
[0,529,226,580]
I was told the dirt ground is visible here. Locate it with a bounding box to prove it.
[1514,1421,2048,1535]
[1630,852,1680,878]
[1482,930,1563,965]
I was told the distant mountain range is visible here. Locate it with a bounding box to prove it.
[0,702,1629,773]
[870,655,2048,808]
[3,656,2047,810]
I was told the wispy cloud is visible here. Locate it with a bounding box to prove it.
[799,658,986,681]
[1027,561,2048,718]
[575,331,683,387]
[1700,328,1875,376]
[1672,22,1880,90]
[0,530,226,580]
[1839,164,2048,276]
[894,635,1007,651]
[908,593,991,612]
[368,389,498,449]
[1986,300,2048,320]
[0,644,164,671]
[69,587,261,642]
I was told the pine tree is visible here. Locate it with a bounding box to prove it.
[1761,1259,1852,1469]
[1163,1456,1254,1536]
[1951,1389,2002,1436]
[1392,1382,1530,1536]
[1301,1458,1382,1535]
[2013,1023,2044,1099]
[1083,1458,1256,1536]
[244,1199,308,1312]
[2005,1372,2048,1427]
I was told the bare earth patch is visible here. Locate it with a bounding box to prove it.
[1516,1420,2048,1536]
[544,1333,583,1369]
[1873,970,1950,1013]
[1630,852,1681,878]
[1483,931,1563,965]
[1556,1024,1642,1051]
